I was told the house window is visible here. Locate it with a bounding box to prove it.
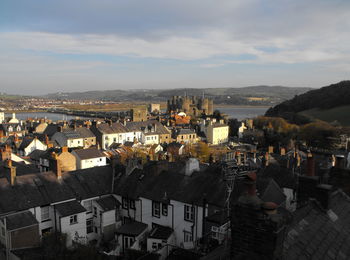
[41,206,50,222]
[93,207,98,217]
[42,227,52,236]
[83,201,92,213]
[70,215,78,225]
[184,231,193,242]
[113,137,117,142]
[184,205,195,222]
[152,242,157,250]
[129,199,136,209]
[86,219,93,234]
[162,203,168,216]
[152,201,160,218]
[124,236,134,249]
[122,197,128,209]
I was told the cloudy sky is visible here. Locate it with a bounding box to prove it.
[0,0,349,95]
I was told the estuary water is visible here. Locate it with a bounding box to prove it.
[216,106,270,120]
[8,106,270,122]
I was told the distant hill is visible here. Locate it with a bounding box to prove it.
[265,81,350,125]
[44,86,312,106]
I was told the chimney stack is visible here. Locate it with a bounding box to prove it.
[307,153,315,176]
[6,160,16,185]
[268,146,274,154]
[51,152,62,179]
[45,135,49,145]
[280,147,286,156]
[316,184,332,210]
[61,146,68,153]
[245,171,257,196]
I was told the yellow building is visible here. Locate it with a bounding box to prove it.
[206,122,229,145]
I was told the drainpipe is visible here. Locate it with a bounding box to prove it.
[139,199,142,222]
[202,199,207,239]
[170,203,174,230]
[195,205,198,248]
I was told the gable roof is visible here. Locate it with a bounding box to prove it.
[55,200,86,217]
[0,165,113,215]
[95,195,121,212]
[283,190,350,259]
[18,137,34,150]
[116,221,148,236]
[74,127,95,138]
[96,122,128,135]
[73,148,105,160]
[4,211,38,231]
[113,162,227,207]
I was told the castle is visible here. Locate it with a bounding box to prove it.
[167,95,214,116]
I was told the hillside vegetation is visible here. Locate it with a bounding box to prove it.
[265,81,350,125]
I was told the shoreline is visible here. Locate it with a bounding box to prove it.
[215,104,272,109]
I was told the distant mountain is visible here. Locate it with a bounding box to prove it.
[265,81,350,125]
[44,85,312,106]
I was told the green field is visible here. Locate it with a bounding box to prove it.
[300,105,350,126]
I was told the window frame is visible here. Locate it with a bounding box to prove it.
[70,215,78,225]
[184,205,195,222]
[122,197,129,209]
[86,218,93,234]
[129,199,136,210]
[41,206,50,222]
[184,230,193,242]
[162,203,168,216]
[152,201,161,218]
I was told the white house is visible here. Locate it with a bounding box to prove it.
[54,200,87,247]
[147,224,175,259]
[18,137,47,156]
[52,129,84,148]
[72,148,107,170]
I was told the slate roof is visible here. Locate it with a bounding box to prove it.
[283,190,350,259]
[256,177,286,206]
[0,165,113,215]
[74,127,95,138]
[114,162,227,207]
[95,195,121,212]
[61,129,81,139]
[116,221,148,236]
[43,124,59,137]
[126,120,170,135]
[258,159,297,190]
[4,211,38,231]
[28,149,46,161]
[0,160,40,179]
[176,129,195,135]
[97,122,128,134]
[55,200,86,217]
[18,137,34,150]
[73,148,105,160]
[149,224,173,240]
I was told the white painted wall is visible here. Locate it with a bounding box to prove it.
[59,212,87,247]
[23,139,47,156]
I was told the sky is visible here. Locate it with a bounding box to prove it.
[0,0,349,95]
